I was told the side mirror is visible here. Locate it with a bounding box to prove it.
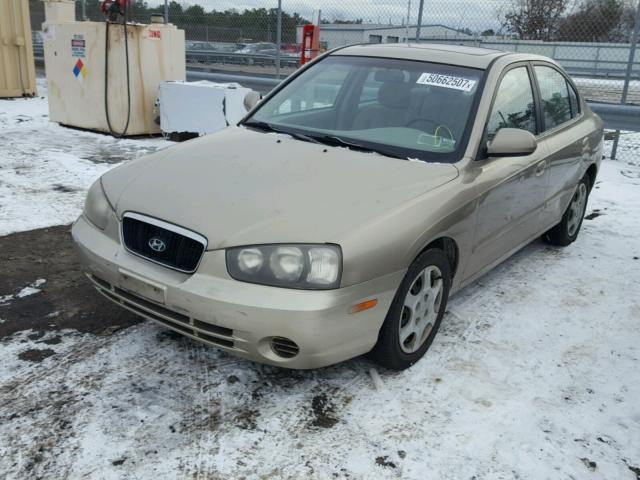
[243,91,262,111]
[486,128,537,157]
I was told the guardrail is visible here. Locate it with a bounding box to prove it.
[32,44,299,70]
[186,49,299,69]
[588,103,640,132]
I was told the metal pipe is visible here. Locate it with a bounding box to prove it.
[405,0,411,41]
[611,0,640,159]
[164,0,169,24]
[620,1,640,103]
[415,0,424,43]
[81,0,87,21]
[276,0,282,79]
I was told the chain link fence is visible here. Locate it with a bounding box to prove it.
[29,0,640,160]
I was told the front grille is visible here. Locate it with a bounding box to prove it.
[89,274,234,350]
[121,213,206,273]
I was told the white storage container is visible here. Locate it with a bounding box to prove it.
[159,81,252,136]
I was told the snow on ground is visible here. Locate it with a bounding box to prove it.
[0,157,639,479]
[1,77,640,479]
[0,78,170,236]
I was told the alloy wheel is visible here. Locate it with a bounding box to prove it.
[567,182,588,237]
[399,265,444,354]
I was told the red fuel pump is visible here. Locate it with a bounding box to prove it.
[300,24,320,66]
[100,0,131,22]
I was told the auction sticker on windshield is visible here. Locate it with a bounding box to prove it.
[416,73,477,92]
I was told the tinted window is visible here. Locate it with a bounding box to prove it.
[535,65,572,130]
[487,67,536,140]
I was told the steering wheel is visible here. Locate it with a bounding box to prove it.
[406,117,440,132]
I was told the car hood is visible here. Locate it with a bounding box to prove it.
[102,127,459,250]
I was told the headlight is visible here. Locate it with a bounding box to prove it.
[83,179,113,230]
[226,244,342,289]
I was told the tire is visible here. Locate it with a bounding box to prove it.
[370,249,451,370]
[543,175,591,247]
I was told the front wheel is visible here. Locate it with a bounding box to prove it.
[543,175,591,246]
[370,249,451,370]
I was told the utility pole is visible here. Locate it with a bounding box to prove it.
[276,0,282,79]
[405,0,411,42]
[611,0,640,159]
[415,0,424,43]
[164,0,169,24]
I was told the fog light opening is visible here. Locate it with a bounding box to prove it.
[270,336,300,359]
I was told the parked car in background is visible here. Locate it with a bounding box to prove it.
[235,42,279,56]
[73,44,603,370]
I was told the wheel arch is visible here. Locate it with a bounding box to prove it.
[585,163,598,192]
[417,236,459,280]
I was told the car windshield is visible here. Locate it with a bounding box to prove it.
[244,55,484,162]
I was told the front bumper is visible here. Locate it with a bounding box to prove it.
[71,215,404,369]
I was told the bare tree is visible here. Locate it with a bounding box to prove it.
[500,0,569,40]
[558,0,630,42]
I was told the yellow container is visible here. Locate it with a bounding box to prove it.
[0,0,37,98]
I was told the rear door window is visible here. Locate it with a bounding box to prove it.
[534,65,573,130]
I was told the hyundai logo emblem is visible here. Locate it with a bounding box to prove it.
[148,237,167,253]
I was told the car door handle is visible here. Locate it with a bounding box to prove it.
[535,160,547,177]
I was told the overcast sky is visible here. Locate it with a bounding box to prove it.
[145,0,506,30]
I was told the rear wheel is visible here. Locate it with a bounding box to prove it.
[543,175,590,246]
[370,249,451,370]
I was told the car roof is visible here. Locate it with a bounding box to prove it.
[331,43,510,69]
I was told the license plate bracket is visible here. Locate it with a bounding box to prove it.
[117,269,166,304]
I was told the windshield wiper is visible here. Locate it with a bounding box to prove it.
[245,122,408,160]
[312,134,407,160]
[243,120,321,144]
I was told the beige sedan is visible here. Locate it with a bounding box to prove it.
[72,44,603,370]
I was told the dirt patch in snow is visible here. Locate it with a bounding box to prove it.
[17,348,56,363]
[310,392,339,428]
[0,224,140,339]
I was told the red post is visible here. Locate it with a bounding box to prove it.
[300,25,319,66]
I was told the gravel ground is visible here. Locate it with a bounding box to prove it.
[1,79,640,480]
